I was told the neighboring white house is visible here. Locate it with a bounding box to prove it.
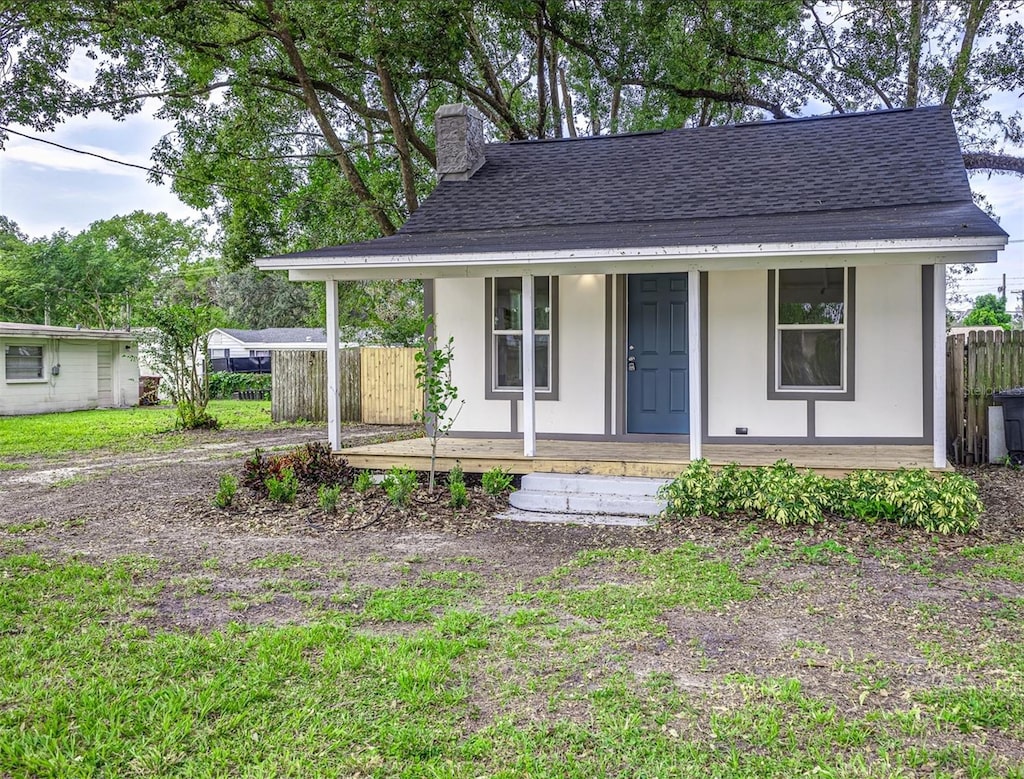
[258,105,1008,470]
[205,327,331,373]
[1,322,139,415]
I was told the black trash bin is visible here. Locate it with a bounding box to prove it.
[993,387,1024,465]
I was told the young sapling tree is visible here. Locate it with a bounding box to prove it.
[414,317,465,492]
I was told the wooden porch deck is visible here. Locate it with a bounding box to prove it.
[340,436,938,478]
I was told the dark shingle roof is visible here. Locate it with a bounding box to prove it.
[221,327,326,344]
[271,107,1005,261]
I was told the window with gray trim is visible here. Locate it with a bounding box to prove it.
[775,268,848,391]
[488,276,556,396]
[5,344,44,381]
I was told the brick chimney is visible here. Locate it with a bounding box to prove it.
[434,103,485,180]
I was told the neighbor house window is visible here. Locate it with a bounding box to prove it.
[5,344,44,381]
[487,276,558,398]
[773,268,850,393]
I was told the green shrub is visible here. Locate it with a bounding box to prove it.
[207,371,272,399]
[382,466,417,507]
[658,460,982,534]
[318,484,342,513]
[449,479,469,509]
[213,474,237,508]
[447,463,465,487]
[353,470,375,493]
[657,458,721,518]
[482,467,513,496]
[266,468,299,504]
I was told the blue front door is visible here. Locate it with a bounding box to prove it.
[626,273,689,434]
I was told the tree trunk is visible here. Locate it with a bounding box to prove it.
[906,0,925,107]
[943,0,990,108]
[264,1,397,236]
[376,60,419,214]
[610,83,621,134]
[535,11,548,138]
[559,66,577,137]
[548,38,562,138]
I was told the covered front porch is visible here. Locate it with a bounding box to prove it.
[339,436,940,478]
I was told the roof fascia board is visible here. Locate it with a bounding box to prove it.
[282,247,1000,283]
[0,328,135,340]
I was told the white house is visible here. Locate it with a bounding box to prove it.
[204,327,330,373]
[1,323,139,415]
[257,105,1007,471]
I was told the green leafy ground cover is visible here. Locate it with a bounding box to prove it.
[0,401,294,459]
[2,533,1022,778]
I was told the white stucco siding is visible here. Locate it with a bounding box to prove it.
[0,337,138,415]
[517,274,606,435]
[434,277,511,433]
[435,274,607,435]
[816,264,923,438]
[706,270,807,437]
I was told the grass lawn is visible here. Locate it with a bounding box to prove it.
[1,539,1022,777]
[0,401,297,459]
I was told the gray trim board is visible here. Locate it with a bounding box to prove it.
[446,431,688,443]
[921,265,934,445]
[702,436,933,445]
[701,271,710,445]
[484,276,559,401]
[615,274,626,436]
[604,275,613,436]
[767,268,856,402]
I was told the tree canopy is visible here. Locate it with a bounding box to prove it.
[1,0,1020,269]
[0,211,207,329]
[961,293,1014,329]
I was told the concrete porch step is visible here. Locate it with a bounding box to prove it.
[508,473,670,517]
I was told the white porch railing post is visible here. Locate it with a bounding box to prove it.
[522,275,536,458]
[934,265,947,469]
[688,270,702,462]
[325,279,342,450]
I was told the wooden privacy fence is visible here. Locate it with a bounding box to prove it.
[946,330,1024,465]
[271,347,419,425]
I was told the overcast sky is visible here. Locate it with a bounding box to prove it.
[0,98,1021,310]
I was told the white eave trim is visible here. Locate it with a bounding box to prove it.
[256,235,1006,281]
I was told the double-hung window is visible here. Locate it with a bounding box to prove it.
[489,276,556,397]
[5,344,45,381]
[773,268,851,395]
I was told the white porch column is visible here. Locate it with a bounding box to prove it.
[522,275,536,457]
[688,270,703,461]
[325,279,342,450]
[933,265,947,469]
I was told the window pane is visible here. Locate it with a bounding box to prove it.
[496,334,522,387]
[6,346,43,380]
[495,277,550,331]
[494,278,522,330]
[779,268,844,325]
[534,277,550,330]
[780,330,841,387]
[495,335,550,390]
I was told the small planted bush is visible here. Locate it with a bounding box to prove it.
[242,444,353,497]
[382,466,417,507]
[266,468,299,504]
[482,466,513,496]
[448,464,468,508]
[213,474,237,508]
[318,484,342,514]
[659,459,982,534]
[353,470,375,493]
